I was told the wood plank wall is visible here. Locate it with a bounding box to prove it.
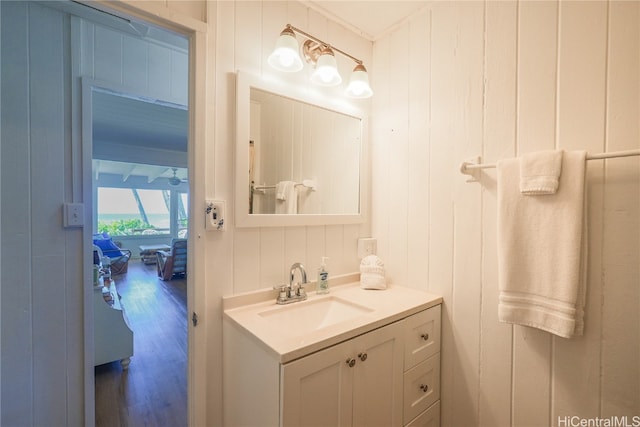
[1,4,79,425]
[372,1,639,426]
[78,21,188,105]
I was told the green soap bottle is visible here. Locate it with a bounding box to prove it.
[317,257,330,294]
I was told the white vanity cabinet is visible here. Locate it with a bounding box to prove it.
[281,320,404,426]
[223,284,442,427]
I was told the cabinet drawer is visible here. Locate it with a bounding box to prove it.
[405,400,440,427]
[403,353,440,425]
[404,305,441,369]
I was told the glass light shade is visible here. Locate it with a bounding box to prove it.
[268,28,303,72]
[310,48,342,86]
[345,64,373,98]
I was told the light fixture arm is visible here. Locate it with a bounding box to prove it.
[285,24,363,66]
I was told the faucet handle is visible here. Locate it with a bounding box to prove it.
[296,282,307,298]
[273,284,289,302]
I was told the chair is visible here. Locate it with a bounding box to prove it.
[156,238,187,280]
[93,233,132,276]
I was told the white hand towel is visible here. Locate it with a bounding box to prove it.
[519,150,563,195]
[275,181,298,214]
[276,181,289,201]
[497,150,587,338]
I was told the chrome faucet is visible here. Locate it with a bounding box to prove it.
[274,262,309,305]
[290,262,307,289]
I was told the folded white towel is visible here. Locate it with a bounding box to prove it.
[497,150,587,338]
[519,150,563,195]
[360,255,387,290]
[275,181,298,214]
[275,181,289,201]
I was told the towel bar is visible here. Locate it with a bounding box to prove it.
[460,149,640,182]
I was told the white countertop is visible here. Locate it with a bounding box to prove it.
[223,281,442,363]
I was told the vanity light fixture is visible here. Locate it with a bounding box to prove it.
[268,24,373,98]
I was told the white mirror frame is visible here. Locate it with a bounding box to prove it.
[235,71,368,228]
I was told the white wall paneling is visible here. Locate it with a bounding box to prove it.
[479,2,517,426]
[1,3,80,425]
[372,1,640,426]
[406,11,431,292]
[512,1,558,424]
[82,20,188,105]
[552,1,608,422]
[601,1,640,418]
[2,4,36,424]
[449,3,484,426]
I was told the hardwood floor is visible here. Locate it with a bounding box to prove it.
[95,261,187,427]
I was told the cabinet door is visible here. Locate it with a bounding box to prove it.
[281,339,354,427]
[352,321,404,427]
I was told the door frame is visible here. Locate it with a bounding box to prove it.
[74,3,208,425]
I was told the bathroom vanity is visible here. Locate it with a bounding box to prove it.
[223,279,442,426]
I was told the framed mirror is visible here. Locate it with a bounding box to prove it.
[235,71,367,227]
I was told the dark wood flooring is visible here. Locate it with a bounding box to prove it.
[95,261,188,427]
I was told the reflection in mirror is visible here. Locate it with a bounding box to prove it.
[249,88,361,216]
[235,71,367,228]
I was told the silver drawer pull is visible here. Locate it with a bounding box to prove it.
[358,352,368,362]
[420,384,429,393]
[420,333,429,341]
[346,358,356,368]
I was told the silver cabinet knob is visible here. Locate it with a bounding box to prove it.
[346,358,356,368]
[358,352,368,362]
[420,384,429,393]
[421,333,429,341]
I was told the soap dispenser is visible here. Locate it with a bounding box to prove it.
[317,257,330,294]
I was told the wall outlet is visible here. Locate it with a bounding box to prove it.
[206,199,225,231]
[357,238,377,258]
[63,203,84,227]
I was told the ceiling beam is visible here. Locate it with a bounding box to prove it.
[147,167,172,184]
[122,164,137,182]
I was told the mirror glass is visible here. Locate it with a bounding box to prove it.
[235,72,366,227]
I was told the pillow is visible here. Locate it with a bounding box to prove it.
[92,235,123,258]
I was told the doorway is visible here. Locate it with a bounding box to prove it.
[79,15,191,427]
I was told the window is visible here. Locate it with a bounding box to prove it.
[97,187,187,237]
[178,192,189,238]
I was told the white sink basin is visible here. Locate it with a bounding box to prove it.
[257,296,374,333]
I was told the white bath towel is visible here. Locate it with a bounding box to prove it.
[497,150,587,338]
[519,150,563,195]
[275,181,298,214]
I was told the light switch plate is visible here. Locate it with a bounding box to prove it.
[206,199,226,231]
[64,203,84,227]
